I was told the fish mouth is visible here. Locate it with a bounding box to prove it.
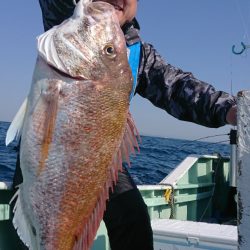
[113,5,123,11]
[112,3,124,11]
[93,0,124,12]
[49,63,85,80]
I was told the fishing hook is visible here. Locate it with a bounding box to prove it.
[232,42,250,55]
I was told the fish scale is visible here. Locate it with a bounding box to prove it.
[10,0,139,249]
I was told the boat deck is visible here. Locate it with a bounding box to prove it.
[0,154,238,250]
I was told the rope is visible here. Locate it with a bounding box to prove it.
[164,188,174,219]
[160,183,175,219]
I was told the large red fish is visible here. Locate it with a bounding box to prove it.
[9,0,139,249]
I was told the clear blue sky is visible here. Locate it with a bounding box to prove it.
[0,1,250,142]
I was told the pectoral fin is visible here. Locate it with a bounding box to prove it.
[5,97,28,146]
[37,82,61,175]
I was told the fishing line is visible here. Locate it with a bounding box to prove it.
[185,133,229,142]
[234,0,250,43]
[230,53,234,96]
[176,133,229,151]
[207,140,230,145]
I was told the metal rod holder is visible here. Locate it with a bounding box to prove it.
[229,129,237,187]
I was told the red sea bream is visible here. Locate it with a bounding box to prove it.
[8,0,139,249]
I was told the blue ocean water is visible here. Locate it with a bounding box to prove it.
[0,121,230,185]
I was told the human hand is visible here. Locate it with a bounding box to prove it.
[226,105,237,126]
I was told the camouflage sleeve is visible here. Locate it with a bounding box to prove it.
[136,42,236,128]
[39,0,78,31]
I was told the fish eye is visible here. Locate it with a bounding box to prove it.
[104,44,116,58]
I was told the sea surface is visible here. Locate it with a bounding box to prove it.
[0,121,230,185]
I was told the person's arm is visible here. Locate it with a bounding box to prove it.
[226,105,237,126]
[39,0,78,31]
[136,42,237,128]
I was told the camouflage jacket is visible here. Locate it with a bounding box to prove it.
[39,0,236,128]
